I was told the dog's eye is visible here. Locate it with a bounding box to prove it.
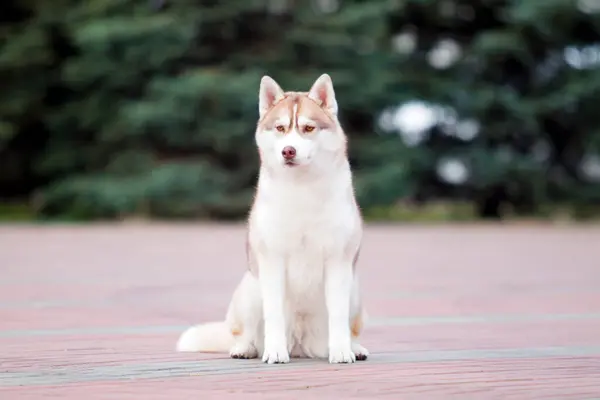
[275,125,285,132]
[304,125,315,133]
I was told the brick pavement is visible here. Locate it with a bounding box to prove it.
[1,223,599,399]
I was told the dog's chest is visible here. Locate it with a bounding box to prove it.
[257,193,351,254]
[285,233,327,306]
[254,189,355,297]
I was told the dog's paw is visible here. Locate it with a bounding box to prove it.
[328,344,356,364]
[230,342,258,360]
[351,342,369,361]
[262,340,290,364]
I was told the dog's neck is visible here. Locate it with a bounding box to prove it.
[256,157,354,206]
[260,154,350,182]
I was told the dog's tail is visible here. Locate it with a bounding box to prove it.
[176,321,234,353]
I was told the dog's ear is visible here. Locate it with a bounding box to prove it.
[308,73,338,116]
[259,76,285,119]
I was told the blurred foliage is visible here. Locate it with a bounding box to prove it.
[1,0,600,221]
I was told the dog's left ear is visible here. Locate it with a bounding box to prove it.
[308,73,338,116]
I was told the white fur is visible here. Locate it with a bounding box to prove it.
[176,321,234,352]
[176,74,368,364]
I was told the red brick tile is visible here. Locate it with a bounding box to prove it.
[1,224,599,398]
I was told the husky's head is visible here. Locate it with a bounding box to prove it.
[255,74,347,172]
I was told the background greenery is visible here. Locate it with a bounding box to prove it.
[1,0,600,222]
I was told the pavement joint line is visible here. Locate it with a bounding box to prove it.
[1,345,600,387]
[1,313,600,338]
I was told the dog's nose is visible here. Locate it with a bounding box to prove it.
[282,146,296,160]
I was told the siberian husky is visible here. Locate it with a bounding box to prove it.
[176,74,368,364]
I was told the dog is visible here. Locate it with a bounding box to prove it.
[176,73,369,364]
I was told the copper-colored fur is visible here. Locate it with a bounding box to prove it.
[258,92,337,132]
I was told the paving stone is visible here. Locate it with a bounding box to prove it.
[1,224,599,399]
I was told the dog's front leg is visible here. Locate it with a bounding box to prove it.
[325,261,355,364]
[259,255,290,364]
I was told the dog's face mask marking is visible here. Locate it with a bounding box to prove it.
[256,75,346,170]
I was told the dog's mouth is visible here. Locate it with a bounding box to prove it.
[284,160,298,167]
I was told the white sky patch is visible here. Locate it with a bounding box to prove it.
[392,31,417,55]
[580,153,600,182]
[454,119,480,141]
[392,101,437,146]
[378,101,480,144]
[578,0,600,14]
[311,0,339,13]
[267,0,288,14]
[564,44,600,70]
[428,38,462,69]
[437,157,470,185]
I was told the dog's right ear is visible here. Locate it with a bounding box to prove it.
[259,76,284,119]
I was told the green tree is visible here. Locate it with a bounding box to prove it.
[1,0,599,221]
